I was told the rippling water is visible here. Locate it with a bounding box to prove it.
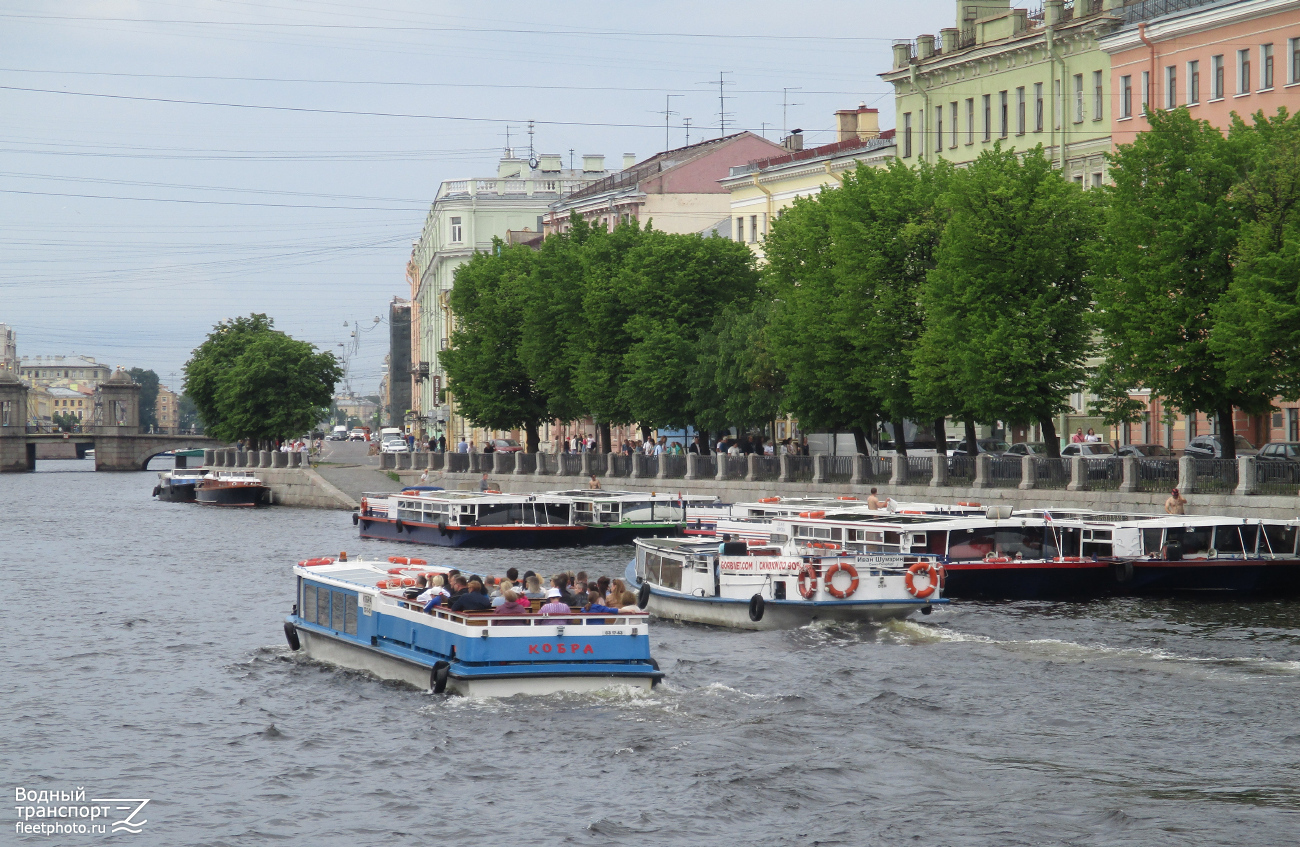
[4,461,1299,846]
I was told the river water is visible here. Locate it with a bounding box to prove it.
[4,461,1298,846]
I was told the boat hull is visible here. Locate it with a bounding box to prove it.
[296,627,655,698]
[358,515,676,548]
[941,558,1300,598]
[643,587,941,631]
[196,484,267,506]
[155,482,198,503]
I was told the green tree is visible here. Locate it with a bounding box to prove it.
[177,393,202,432]
[441,242,548,451]
[765,192,882,443]
[183,314,341,446]
[127,367,160,430]
[915,145,1096,458]
[1094,108,1270,461]
[833,158,952,454]
[689,300,782,435]
[1211,108,1300,401]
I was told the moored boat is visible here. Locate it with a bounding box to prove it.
[355,488,717,548]
[195,471,268,506]
[285,557,663,697]
[631,535,948,630]
[152,468,207,502]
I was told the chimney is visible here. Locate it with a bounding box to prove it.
[581,154,605,173]
[1045,0,1064,25]
[940,27,959,52]
[537,153,563,172]
[892,41,912,68]
[782,130,804,152]
[856,106,880,140]
[623,153,637,169]
[916,34,936,60]
[497,157,523,179]
[835,109,859,142]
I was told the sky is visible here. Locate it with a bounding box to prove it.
[0,0,954,396]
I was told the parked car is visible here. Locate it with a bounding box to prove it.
[1256,442,1300,462]
[381,439,410,454]
[1061,443,1116,457]
[1184,434,1257,459]
[1114,443,1178,485]
[1114,444,1173,458]
[1004,442,1047,457]
[489,438,523,453]
[947,438,1008,472]
[348,428,370,442]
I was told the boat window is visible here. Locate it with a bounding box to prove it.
[659,556,683,591]
[947,529,995,561]
[1167,526,1213,556]
[302,580,316,622]
[1240,524,1259,554]
[884,531,901,546]
[543,502,571,525]
[923,532,947,555]
[643,552,663,584]
[476,502,525,525]
[848,529,884,543]
[333,590,357,635]
[831,527,843,541]
[1142,528,1164,555]
[1214,526,1244,554]
[315,586,330,627]
[1261,524,1297,556]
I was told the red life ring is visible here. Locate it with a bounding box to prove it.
[297,557,333,567]
[797,510,826,519]
[905,562,940,598]
[823,562,859,599]
[758,497,779,504]
[797,563,819,599]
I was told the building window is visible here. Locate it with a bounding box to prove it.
[1034,82,1043,132]
[1074,74,1084,122]
[983,94,991,141]
[1188,60,1200,104]
[966,99,975,144]
[1292,38,1300,84]
[1141,70,1150,111]
[903,112,912,157]
[999,90,1008,137]
[1239,49,1251,94]
[735,217,745,242]
[936,105,944,153]
[1016,86,1026,135]
[950,101,958,148]
[1054,79,1062,128]
[1121,75,1132,118]
[1166,65,1177,109]
[1212,54,1224,99]
[749,215,758,243]
[1092,172,1103,189]
[1262,43,1274,89]
[450,216,463,242]
[1093,70,1103,119]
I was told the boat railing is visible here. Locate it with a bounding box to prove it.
[385,593,648,626]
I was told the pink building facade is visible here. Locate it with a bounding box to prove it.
[1102,0,1300,149]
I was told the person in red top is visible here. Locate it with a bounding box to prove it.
[1070,428,1086,443]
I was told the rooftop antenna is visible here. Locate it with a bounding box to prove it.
[569,148,574,171]
[717,71,733,137]
[782,87,803,136]
[527,120,535,161]
[659,94,681,151]
[504,125,513,158]
[683,117,692,146]
[760,121,769,139]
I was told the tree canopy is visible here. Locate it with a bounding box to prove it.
[183,314,341,446]
[127,367,160,431]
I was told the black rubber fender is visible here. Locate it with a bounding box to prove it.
[152,486,161,497]
[283,622,301,651]
[438,522,447,537]
[352,512,359,526]
[637,582,651,609]
[1113,560,1135,583]
[649,657,661,688]
[394,518,404,533]
[748,594,765,623]
[431,660,450,694]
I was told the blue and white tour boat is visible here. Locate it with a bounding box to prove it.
[284,556,664,697]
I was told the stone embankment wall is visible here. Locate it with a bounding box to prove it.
[203,450,357,510]
[378,451,1300,521]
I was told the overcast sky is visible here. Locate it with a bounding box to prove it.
[1,0,954,395]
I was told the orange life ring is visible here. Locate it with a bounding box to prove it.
[758,497,780,504]
[298,557,333,567]
[905,562,940,598]
[797,510,826,519]
[958,501,981,507]
[823,562,859,599]
[836,496,857,501]
[797,563,819,599]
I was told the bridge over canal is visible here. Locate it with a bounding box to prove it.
[0,369,225,471]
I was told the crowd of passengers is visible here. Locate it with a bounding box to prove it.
[398,568,641,616]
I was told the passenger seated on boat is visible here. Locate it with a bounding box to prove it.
[596,576,611,599]
[616,591,640,613]
[418,576,449,612]
[495,589,531,617]
[552,575,576,605]
[538,588,572,616]
[522,574,545,600]
[571,581,590,606]
[505,567,520,583]
[451,579,493,612]
[584,599,618,614]
[404,573,431,600]
[446,574,468,599]
[491,579,516,607]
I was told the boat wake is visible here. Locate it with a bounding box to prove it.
[902,622,1300,676]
